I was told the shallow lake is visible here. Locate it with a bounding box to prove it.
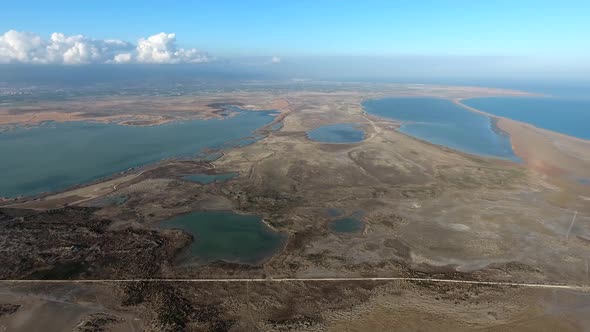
[0,108,275,197]
[307,123,365,143]
[330,217,364,233]
[462,97,590,141]
[362,97,519,161]
[160,211,284,265]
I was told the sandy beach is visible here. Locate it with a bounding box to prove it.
[454,98,590,210]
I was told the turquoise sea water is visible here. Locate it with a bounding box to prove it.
[307,123,365,143]
[462,97,590,141]
[362,97,519,161]
[0,109,275,197]
[160,211,284,264]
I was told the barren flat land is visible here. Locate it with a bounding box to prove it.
[1,83,590,331]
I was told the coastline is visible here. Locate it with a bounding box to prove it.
[5,86,588,206]
[453,98,590,186]
[0,83,534,128]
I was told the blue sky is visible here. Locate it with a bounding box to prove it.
[1,0,589,81]
[2,0,589,57]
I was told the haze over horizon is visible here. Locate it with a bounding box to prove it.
[1,1,590,81]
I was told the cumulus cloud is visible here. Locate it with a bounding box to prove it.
[271,55,281,64]
[135,33,209,64]
[0,30,209,65]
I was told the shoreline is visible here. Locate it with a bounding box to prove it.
[454,97,590,145]
[4,87,587,207]
[453,98,590,185]
[0,84,532,127]
[0,109,287,204]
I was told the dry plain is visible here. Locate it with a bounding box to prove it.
[1,83,590,331]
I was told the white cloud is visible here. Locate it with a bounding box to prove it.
[136,33,208,64]
[271,55,281,64]
[0,30,209,65]
[112,52,133,64]
[0,30,45,63]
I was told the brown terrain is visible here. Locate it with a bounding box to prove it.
[1,83,589,331]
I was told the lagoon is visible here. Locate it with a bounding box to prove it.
[363,97,519,161]
[0,109,275,197]
[462,97,590,141]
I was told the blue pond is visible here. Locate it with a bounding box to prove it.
[0,109,275,197]
[160,211,284,264]
[330,217,364,233]
[462,97,590,141]
[183,172,238,184]
[362,97,519,161]
[307,123,365,143]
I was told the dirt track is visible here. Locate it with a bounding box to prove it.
[2,277,588,292]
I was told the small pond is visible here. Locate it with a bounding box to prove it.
[329,217,364,233]
[160,211,284,265]
[307,123,365,143]
[183,172,238,184]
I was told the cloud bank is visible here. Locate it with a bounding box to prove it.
[0,30,210,64]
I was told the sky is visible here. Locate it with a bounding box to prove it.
[1,0,589,80]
